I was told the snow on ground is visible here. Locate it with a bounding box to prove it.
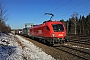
[0,33,56,60]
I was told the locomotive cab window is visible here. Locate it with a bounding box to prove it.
[46,26,50,31]
[52,24,64,32]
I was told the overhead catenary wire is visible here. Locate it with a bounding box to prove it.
[33,0,72,22]
[56,8,90,20]
[33,0,90,23]
[55,0,90,19]
[33,0,62,21]
[50,0,72,12]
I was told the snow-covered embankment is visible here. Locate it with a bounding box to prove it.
[15,35,56,60]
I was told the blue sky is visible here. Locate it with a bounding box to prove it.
[2,0,90,29]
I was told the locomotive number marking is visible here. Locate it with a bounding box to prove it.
[38,30,42,34]
[58,34,63,36]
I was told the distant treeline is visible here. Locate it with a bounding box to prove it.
[60,13,90,35]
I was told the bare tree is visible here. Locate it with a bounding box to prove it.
[71,12,79,35]
[0,1,10,33]
[0,1,8,22]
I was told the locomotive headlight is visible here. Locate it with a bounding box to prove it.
[52,33,55,37]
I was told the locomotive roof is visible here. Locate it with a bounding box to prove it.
[31,20,63,28]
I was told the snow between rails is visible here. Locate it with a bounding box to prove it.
[15,35,56,60]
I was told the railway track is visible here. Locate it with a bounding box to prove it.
[54,44,90,60]
[20,35,90,60]
[69,39,90,45]
[68,35,90,45]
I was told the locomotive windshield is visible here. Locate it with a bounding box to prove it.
[52,24,64,32]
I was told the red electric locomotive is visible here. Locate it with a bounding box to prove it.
[29,20,68,45]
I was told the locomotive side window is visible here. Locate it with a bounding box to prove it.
[46,26,50,31]
[52,24,64,32]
